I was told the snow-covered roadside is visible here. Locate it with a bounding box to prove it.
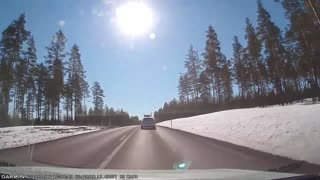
[0,126,103,150]
[158,103,320,165]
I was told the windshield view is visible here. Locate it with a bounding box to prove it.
[0,0,320,180]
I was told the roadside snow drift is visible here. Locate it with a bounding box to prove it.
[158,103,320,165]
[0,126,103,150]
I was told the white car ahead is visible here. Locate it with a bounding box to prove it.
[140,117,156,130]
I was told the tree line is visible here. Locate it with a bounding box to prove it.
[155,0,320,122]
[0,14,139,127]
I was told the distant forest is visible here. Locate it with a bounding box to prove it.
[155,0,320,122]
[0,15,139,127]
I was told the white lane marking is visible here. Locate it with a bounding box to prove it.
[119,135,126,141]
[98,128,137,169]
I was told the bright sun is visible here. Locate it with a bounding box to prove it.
[115,1,153,37]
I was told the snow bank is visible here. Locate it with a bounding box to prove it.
[0,126,103,150]
[158,103,320,165]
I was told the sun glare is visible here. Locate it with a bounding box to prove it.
[115,1,153,37]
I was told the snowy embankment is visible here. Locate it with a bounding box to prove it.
[158,103,320,165]
[0,126,103,150]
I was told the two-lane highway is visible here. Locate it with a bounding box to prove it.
[0,126,319,174]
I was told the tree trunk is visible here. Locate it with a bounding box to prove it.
[66,100,69,121]
[211,77,215,103]
[71,96,73,122]
[57,99,60,121]
[4,91,10,118]
[308,0,320,26]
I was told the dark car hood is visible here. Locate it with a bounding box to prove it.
[0,166,302,180]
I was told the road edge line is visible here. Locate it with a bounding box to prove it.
[98,127,138,169]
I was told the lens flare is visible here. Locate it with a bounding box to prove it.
[115,2,153,37]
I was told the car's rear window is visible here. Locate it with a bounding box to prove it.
[143,118,154,122]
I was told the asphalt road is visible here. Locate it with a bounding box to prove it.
[0,126,319,174]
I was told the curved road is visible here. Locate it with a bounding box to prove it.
[0,126,319,174]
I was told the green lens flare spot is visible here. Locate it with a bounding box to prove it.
[178,163,186,168]
[173,160,191,170]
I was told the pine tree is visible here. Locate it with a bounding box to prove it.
[305,0,320,26]
[178,75,185,102]
[282,36,301,93]
[232,36,247,98]
[82,80,90,115]
[178,74,192,102]
[257,0,286,95]
[221,59,233,102]
[34,63,49,120]
[104,105,109,116]
[184,45,202,101]
[88,107,94,116]
[245,17,266,96]
[91,81,105,114]
[279,0,320,86]
[305,0,320,86]
[66,44,87,120]
[14,51,28,118]
[24,35,37,120]
[64,73,72,121]
[203,25,225,103]
[0,14,30,120]
[198,71,211,102]
[45,30,67,121]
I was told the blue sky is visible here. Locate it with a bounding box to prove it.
[0,0,288,118]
